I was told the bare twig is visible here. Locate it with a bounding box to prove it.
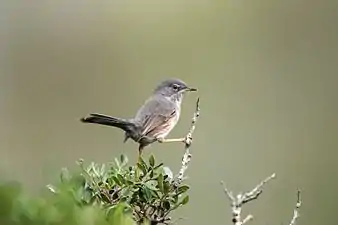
[289,190,302,225]
[241,173,276,204]
[221,173,276,225]
[174,97,200,185]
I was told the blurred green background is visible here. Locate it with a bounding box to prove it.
[1,0,337,225]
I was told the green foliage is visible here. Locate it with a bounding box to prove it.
[0,181,135,225]
[48,154,190,224]
[0,154,190,225]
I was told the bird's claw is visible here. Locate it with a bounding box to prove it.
[156,137,164,143]
[184,134,193,146]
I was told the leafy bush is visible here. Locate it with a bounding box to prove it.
[0,154,190,225]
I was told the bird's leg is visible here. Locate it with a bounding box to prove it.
[137,145,144,163]
[137,152,142,163]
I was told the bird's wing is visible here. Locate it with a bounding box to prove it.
[134,96,177,138]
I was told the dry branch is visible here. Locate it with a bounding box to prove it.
[174,97,200,186]
[221,174,303,225]
[221,173,276,225]
[289,190,302,225]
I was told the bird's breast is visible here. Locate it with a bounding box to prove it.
[153,110,180,140]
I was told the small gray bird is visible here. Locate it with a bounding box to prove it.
[80,78,197,157]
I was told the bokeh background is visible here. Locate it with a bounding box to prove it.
[1,0,337,225]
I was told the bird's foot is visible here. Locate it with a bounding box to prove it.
[183,133,193,146]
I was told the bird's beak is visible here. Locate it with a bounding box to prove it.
[187,87,197,92]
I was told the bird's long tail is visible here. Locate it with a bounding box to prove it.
[80,113,136,133]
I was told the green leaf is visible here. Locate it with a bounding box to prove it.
[117,174,125,185]
[112,176,122,186]
[177,185,190,194]
[142,187,152,202]
[157,173,164,192]
[153,163,164,171]
[137,162,147,176]
[180,195,189,205]
[163,181,171,194]
[138,157,148,170]
[145,180,158,191]
[149,155,155,167]
[170,195,190,211]
[151,189,160,198]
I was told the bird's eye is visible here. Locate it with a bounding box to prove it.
[172,84,179,91]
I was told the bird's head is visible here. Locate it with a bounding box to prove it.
[153,78,197,102]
